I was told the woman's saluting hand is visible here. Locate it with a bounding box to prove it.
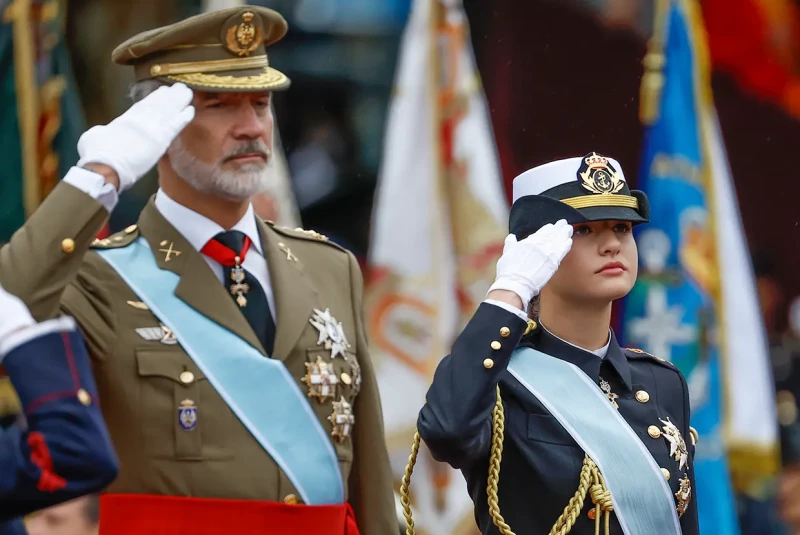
[487,219,574,310]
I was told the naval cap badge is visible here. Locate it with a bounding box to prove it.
[309,308,351,360]
[660,417,689,471]
[178,399,198,431]
[577,152,624,195]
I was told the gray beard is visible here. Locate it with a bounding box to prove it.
[166,136,273,202]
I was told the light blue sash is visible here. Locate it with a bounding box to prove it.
[97,238,344,505]
[508,347,682,535]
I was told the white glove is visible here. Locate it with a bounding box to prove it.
[487,219,574,306]
[0,284,35,342]
[77,83,195,192]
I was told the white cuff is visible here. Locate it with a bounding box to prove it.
[0,316,77,362]
[484,299,529,321]
[63,166,119,212]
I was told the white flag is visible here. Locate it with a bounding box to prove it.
[366,0,508,533]
[705,111,778,485]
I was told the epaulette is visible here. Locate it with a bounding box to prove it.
[623,347,676,369]
[265,221,344,251]
[90,224,140,249]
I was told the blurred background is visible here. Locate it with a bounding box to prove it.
[2,0,800,533]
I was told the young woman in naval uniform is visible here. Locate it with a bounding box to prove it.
[404,153,699,535]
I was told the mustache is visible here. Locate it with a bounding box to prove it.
[221,141,271,162]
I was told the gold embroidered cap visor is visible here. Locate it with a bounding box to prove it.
[508,152,650,239]
[111,6,290,93]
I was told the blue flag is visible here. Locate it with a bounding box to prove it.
[621,1,746,533]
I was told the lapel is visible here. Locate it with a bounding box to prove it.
[258,220,318,362]
[137,200,266,355]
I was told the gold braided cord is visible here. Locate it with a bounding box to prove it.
[402,387,614,535]
[399,431,421,535]
[487,386,514,534]
[550,456,593,535]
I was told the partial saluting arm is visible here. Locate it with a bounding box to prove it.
[417,303,527,468]
[0,84,195,322]
[417,221,574,469]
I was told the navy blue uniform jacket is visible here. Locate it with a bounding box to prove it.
[418,303,700,535]
[0,323,118,523]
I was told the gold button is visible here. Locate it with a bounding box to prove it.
[500,327,511,338]
[648,425,661,439]
[150,65,162,76]
[283,494,298,505]
[340,372,352,385]
[491,341,502,350]
[483,358,494,369]
[61,238,75,253]
[77,389,91,406]
[125,224,138,234]
[179,371,195,384]
[661,468,670,481]
[587,509,596,520]
[635,390,650,403]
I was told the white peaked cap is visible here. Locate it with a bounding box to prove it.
[512,156,628,203]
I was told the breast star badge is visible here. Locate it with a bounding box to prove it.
[660,417,689,471]
[302,356,339,403]
[309,308,351,359]
[675,475,692,517]
[329,396,355,443]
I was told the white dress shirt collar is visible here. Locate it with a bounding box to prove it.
[154,189,262,254]
[541,322,611,359]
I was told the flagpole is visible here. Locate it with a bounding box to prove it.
[6,0,41,217]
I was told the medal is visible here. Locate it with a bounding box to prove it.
[302,356,339,403]
[230,255,250,308]
[675,474,692,517]
[660,417,689,471]
[178,399,198,431]
[309,308,351,359]
[599,376,619,409]
[328,396,355,442]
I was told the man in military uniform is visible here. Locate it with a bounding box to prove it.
[0,7,394,534]
[0,283,117,528]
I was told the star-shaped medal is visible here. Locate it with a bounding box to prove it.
[660,417,689,471]
[309,308,351,359]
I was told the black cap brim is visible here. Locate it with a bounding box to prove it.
[510,190,650,240]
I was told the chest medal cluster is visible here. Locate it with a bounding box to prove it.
[596,375,692,518]
[304,308,361,442]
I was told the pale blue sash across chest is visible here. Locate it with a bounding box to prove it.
[97,238,344,505]
[508,347,682,535]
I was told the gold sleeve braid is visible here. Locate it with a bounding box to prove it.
[400,387,614,535]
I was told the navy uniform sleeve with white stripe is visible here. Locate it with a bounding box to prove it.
[0,318,118,522]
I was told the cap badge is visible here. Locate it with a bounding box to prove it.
[226,12,261,57]
[577,152,624,195]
